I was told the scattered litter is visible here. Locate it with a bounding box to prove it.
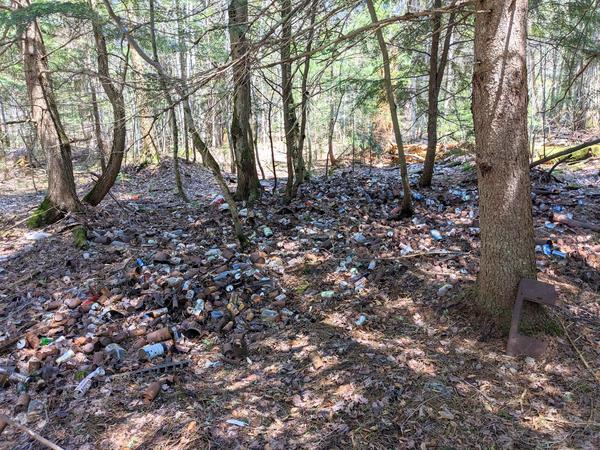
[437,284,453,296]
[430,230,443,241]
[138,342,168,361]
[74,367,105,398]
[143,381,161,404]
[56,349,75,364]
[24,231,51,241]
[355,314,367,326]
[226,419,248,427]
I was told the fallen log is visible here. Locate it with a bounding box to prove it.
[553,212,600,232]
[530,138,600,168]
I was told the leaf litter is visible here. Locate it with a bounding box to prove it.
[0,157,599,449]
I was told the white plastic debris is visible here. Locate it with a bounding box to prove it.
[352,232,367,243]
[25,231,51,241]
[437,284,453,296]
[56,349,75,364]
[226,419,248,427]
[74,367,105,398]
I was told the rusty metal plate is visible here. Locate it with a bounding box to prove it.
[517,278,558,306]
[507,278,558,358]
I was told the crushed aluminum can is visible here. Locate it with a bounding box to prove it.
[74,367,105,398]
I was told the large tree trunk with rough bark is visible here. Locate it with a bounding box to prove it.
[366,0,412,216]
[420,2,455,188]
[229,0,260,203]
[17,0,80,227]
[473,0,542,331]
[84,10,127,206]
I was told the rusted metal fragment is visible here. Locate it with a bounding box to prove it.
[507,278,558,358]
[143,381,161,404]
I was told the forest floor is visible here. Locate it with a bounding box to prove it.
[0,152,599,449]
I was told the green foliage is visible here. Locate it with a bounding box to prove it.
[0,1,94,34]
[356,128,383,157]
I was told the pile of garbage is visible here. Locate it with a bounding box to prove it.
[0,216,300,421]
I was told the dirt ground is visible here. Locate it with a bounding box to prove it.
[0,154,599,449]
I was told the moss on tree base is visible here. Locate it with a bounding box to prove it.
[26,197,63,229]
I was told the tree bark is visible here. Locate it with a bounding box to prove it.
[267,98,277,192]
[420,2,455,187]
[0,97,10,150]
[176,0,190,162]
[325,94,340,175]
[131,50,159,164]
[472,0,540,330]
[89,80,106,173]
[228,0,260,203]
[84,8,127,206]
[281,0,300,202]
[16,0,80,226]
[296,0,316,183]
[366,0,412,216]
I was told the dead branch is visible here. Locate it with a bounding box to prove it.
[552,212,600,232]
[530,138,600,168]
[0,414,64,450]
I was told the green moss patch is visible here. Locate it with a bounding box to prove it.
[27,197,60,229]
[72,226,88,249]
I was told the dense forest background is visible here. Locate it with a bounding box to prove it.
[0,0,597,176]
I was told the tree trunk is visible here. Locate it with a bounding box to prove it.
[176,0,190,163]
[131,51,158,164]
[280,0,306,200]
[228,0,260,203]
[420,3,455,187]
[148,0,188,201]
[281,0,300,202]
[84,9,127,206]
[170,106,188,201]
[326,90,343,176]
[472,0,542,331]
[0,97,10,149]
[366,0,412,216]
[251,116,265,179]
[17,0,80,227]
[267,98,277,192]
[89,80,107,173]
[297,0,316,183]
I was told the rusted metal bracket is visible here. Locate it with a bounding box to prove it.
[507,279,559,358]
